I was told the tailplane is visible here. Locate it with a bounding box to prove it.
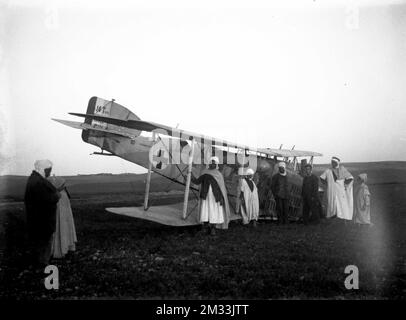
[81,96,142,143]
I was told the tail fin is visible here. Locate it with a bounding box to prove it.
[81,96,141,143]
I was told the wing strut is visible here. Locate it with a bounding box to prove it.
[144,132,156,210]
[182,138,195,220]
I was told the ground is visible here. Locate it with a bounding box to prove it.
[0,162,405,299]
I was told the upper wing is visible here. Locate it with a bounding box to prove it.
[67,113,322,158]
[257,148,323,158]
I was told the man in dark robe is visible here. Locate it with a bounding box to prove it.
[271,162,291,225]
[24,159,60,268]
[301,164,321,225]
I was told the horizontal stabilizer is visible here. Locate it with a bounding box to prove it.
[69,113,158,132]
[52,118,84,130]
[52,118,137,139]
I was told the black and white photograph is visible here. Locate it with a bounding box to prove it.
[0,0,405,308]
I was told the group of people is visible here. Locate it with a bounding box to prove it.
[192,155,372,235]
[304,156,372,226]
[192,156,260,235]
[23,155,371,265]
[24,160,77,268]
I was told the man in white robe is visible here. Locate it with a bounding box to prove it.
[48,175,77,258]
[238,168,260,226]
[320,157,354,220]
[192,156,231,235]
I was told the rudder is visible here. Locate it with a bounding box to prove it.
[81,96,142,143]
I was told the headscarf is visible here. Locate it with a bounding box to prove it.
[246,168,255,176]
[237,167,255,176]
[358,173,367,183]
[208,156,220,169]
[34,159,53,178]
[332,156,341,167]
[278,161,287,176]
[209,156,220,164]
[278,161,286,168]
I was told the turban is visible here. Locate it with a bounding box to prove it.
[358,173,367,183]
[331,156,341,163]
[34,159,53,178]
[246,168,255,175]
[238,167,255,176]
[278,162,286,168]
[209,156,220,164]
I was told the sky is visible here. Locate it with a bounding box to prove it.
[0,0,405,176]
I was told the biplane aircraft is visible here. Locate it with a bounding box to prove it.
[52,96,322,226]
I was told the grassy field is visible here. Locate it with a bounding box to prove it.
[0,173,185,202]
[0,162,405,299]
